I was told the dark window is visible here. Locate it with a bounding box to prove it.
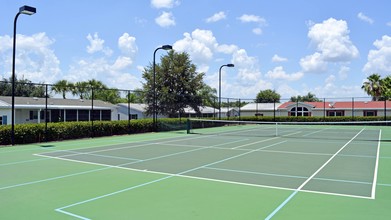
[102,110,111,121]
[327,110,345,116]
[79,110,89,121]
[130,114,138,120]
[364,110,377,116]
[29,111,38,120]
[289,107,310,116]
[66,110,77,121]
[91,110,101,120]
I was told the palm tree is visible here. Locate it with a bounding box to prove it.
[362,74,382,101]
[51,80,73,99]
[72,81,89,99]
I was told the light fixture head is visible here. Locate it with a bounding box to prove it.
[161,45,173,50]
[226,64,234,67]
[19,5,36,15]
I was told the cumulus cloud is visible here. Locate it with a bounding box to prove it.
[357,12,374,24]
[301,18,359,73]
[272,54,288,62]
[0,33,61,83]
[86,33,113,56]
[155,11,176,27]
[300,52,327,73]
[151,0,180,8]
[265,66,303,81]
[67,33,140,90]
[363,35,391,74]
[206,11,226,23]
[118,33,138,57]
[173,28,265,98]
[173,29,217,67]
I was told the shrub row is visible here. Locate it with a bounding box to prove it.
[0,119,156,145]
[1,116,389,145]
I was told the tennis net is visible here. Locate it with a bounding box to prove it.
[186,119,387,141]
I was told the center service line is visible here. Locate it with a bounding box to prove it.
[265,128,365,220]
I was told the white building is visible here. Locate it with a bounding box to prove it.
[0,96,117,125]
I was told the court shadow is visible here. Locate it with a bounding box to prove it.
[39,144,55,148]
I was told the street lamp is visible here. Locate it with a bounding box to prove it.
[11,5,36,145]
[153,45,172,131]
[219,63,234,120]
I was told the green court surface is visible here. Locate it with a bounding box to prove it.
[1,124,391,219]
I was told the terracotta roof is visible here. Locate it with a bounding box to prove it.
[278,101,391,109]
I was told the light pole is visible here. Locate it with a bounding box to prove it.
[219,63,234,120]
[153,45,172,131]
[11,5,36,145]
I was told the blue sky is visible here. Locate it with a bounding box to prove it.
[1,0,391,100]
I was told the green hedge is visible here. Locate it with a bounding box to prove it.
[1,116,389,145]
[0,119,155,145]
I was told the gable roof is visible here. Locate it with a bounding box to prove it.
[0,96,115,109]
[278,101,391,110]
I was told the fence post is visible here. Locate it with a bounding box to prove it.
[91,87,94,138]
[45,84,48,142]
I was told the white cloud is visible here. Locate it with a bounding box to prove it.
[206,11,226,23]
[216,44,239,54]
[0,33,61,83]
[173,29,217,66]
[232,49,261,82]
[118,33,138,56]
[173,28,265,98]
[86,33,112,56]
[357,12,374,24]
[155,11,176,27]
[237,14,267,35]
[237,14,266,25]
[272,54,288,62]
[387,21,391,27]
[300,52,327,73]
[151,0,179,9]
[307,18,359,62]
[363,35,391,74]
[300,18,359,73]
[265,66,303,81]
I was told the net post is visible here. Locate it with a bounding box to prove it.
[186,118,191,134]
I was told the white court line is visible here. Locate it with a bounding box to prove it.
[4,135,247,191]
[265,128,365,220]
[371,129,382,199]
[55,139,288,219]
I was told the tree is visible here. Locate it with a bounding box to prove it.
[198,84,218,108]
[255,89,281,103]
[381,76,391,100]
[290,92,321,102]
[51,80,73,99]
[72,81,89,99]
[142,50,205,117]
[0,76,45,97]
[361,73,383,101]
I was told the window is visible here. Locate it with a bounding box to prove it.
[130,114,138,120]
[327,110,345,116]
[0,116,2,125]
[289,107,310,116]
[102,110,111,121]
[29,111,38,120]
[364,110,377,116]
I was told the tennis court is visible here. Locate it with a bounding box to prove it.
[1,120,391,219]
